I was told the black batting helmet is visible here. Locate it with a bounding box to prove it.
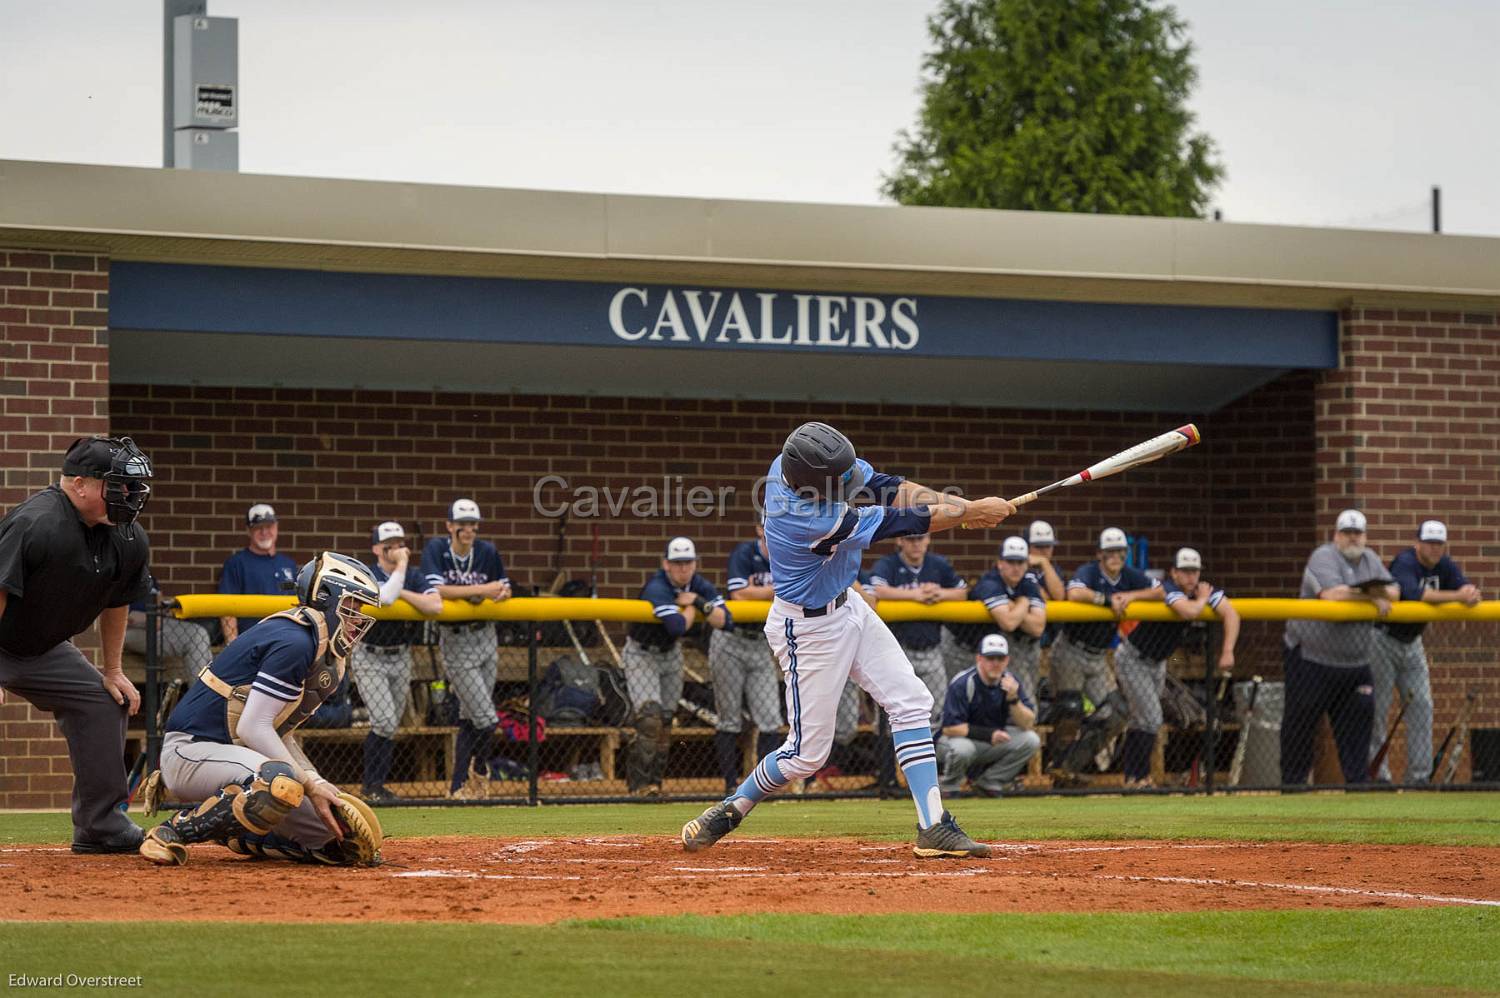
[780,422,864,499]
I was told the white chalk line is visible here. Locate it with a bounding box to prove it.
[394,870,583,881]
[1096,874,1500,908]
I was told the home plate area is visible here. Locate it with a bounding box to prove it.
[3,837,1496,923]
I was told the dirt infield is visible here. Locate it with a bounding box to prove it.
[3,836,1496,923]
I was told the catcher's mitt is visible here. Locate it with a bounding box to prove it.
[329,791,384,866]
[141,769,166,817]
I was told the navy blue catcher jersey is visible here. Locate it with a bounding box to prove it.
[1064,561,1159,650]
[166,616,319,743]
[869,552,965,651]
[725,540,773,594]
[1125,576,1224,661]
[420,537,507,592]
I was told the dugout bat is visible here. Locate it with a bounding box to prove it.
[1008,424,1202,509]
[1436,691,1478,785]
[1228,675,1261,787]
[1368,690,1411,781]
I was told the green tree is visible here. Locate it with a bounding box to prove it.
[883,0,1223,216]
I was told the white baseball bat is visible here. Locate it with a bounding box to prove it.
[1008,423,1202,508]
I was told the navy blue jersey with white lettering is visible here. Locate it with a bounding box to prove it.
[869,552,964,650]
[761,455,923,608]
[949,567,1045,652]
[1383,548,1470,643]
[940,666,1034,731]
[218,549,299,637]
[364,562,433,647]
[420,537,507,591]
[1125,576,1224,661]
[1064,561,1159,649]
[166,616,318,743]
[725,540,773,593]
[626,570,730,651]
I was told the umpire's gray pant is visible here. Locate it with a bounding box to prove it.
[938,729,1041,792]
[0,641,138,843]
[1370,629,1434,783]
[902,644,947,728]
[1114,640,1166,733]
[159,731,332,848]
[351,644,414,739]
[708,628,782,733]
[1050,634,1115,707]
[438,624,498,727]
[622,639,683,719]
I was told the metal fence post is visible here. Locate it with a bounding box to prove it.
[1203,624,1217,796]
[143,590,163,772]
[527,619,539,806]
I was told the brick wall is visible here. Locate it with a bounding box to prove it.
[1,248,112,808]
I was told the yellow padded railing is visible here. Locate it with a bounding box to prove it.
[170,594,1500,627]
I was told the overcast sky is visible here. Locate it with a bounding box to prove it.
[2,0,1496,236]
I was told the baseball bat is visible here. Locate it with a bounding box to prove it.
[1228,675,1261,787]
[1368,690,1411,781]
[1009,424,1202,509]
[1437,692,1477,785]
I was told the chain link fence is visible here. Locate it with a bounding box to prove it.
[136,596,1499,805]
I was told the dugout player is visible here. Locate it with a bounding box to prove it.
[623,537,732,796]
[0,437,153,854]
[681,422,1012,858]
[870,534,968,727]
[711,524,783,794]
[1057,528,1162,709]
[1370,520,1480,783]
[969,536,1047,702]
[1282,509,1397,785]
[139,552,383,866]
[421,499,511,799]
[1114,547,1240,788]
[937,634,1040,795]
[218,504,298,645]
[1025,520,1067,601]
[356,522,443,803]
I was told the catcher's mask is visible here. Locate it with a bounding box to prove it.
[62,435,154,528]
[296,552,379,659]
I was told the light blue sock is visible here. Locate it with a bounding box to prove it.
[893,726,943,829]
[727,752,787,816]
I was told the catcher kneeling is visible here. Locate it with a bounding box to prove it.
[139,552,384,867]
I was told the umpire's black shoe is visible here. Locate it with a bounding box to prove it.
[913,811,991,859]
[72,825,145,855]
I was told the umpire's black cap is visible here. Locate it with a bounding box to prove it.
[780,422,864,498]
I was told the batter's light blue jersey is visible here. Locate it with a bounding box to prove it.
[762,455,926,608]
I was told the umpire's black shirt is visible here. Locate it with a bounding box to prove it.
[0,486,152,657]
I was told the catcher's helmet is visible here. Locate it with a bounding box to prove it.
[296,552,380,659]
[61,436,154,528]
[780,422,864,499]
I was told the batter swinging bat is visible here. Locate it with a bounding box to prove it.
[1009,424,1202,509]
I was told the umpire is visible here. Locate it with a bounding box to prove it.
[0,436,154,853]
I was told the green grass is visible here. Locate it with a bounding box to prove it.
[5,792,1500,846]
[1,911,1495,996]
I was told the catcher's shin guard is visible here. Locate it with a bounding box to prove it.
[139,761,304,867]
[225,792,383,867]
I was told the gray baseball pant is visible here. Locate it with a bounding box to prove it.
[708,628,782,733]
[903,645,947,728]
[1050,634,1115,706]
[438,624,498,726]
[351,644,414,739]
[158,730,332,848]
[939,630,972,682]
[0,641,138,844]
[1114,640,1166,732]
[1370,629,1434,783]
[622,639,683,718]
[938,729,1041,792]
[1007,638,1042,705]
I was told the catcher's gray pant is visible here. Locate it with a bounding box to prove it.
[1050,634,1115,707]
[903,645,948,728]
[438,624,498,727]
[938,729,1041,792]
[835,680,861,745]
[709,628,782,733]
[1114,640,1166,733]
[159,731,332,848]
[124,617,212,684]
[1370,629,1434,783]
[939,630,971,682]
[0,640,137,844]
[351,644,413,739]
[622,639,683,717]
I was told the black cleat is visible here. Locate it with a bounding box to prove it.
[73,825,145,855]
[681,801,743,853]
[913,811,991,859]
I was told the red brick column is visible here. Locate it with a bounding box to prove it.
[1317,305,1500,778]
[0,248,111,809]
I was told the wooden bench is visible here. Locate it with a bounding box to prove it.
[296,726,457,783]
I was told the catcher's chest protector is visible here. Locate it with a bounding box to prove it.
[199,607,346,744]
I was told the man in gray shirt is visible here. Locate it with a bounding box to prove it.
[1281,509,1397,785]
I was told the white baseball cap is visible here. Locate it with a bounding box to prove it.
[665,536,697,562]
[449,499,481,523]
[1028,520,1056,545]
[1099,527,1128,551]
[1336,509,1367,533]
[372,521,405,544]
[978,633,1010,658]
[1418,519,1448,543]
[246,503,277,527]
[1175,547,1203,570]
[1000,536,1029,561]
